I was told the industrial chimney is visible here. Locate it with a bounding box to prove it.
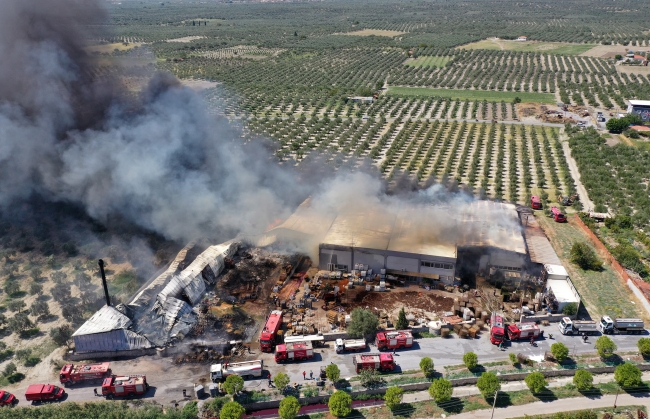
[98,259,111,307]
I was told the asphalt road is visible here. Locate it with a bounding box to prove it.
[10,325,646,407]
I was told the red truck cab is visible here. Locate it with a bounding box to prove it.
[0,390,16,406]
[550,206,566,223]
[489,312,506,345]
[60,362,112,386]
[260,310,283,353]
[25,384,65,403]
[531,196,542,209]
[102,375,149,398]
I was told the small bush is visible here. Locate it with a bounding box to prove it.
[562,303,577,315]
[384,386,403,410]
[463,352,478,370]
[419,357,434,376]
[570,242,603,271]
[428,378,453,403]
[6,372,25,384]
[638,337,650,357]
[20,327,40,339]
[551,342,569,363]
[24,356,41,367]
[509,353,517,365]
[525,372,547,393]
[477,372,501,400]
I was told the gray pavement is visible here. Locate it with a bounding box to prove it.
[260,324,647,384]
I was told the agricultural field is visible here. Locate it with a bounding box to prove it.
[460,38,595,55]
[405,55,451,68]
[387,87,555,103]
[85,42,144,54]
[342,29,406,37]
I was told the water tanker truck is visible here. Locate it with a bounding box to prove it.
[335,339,366,353]
[558,317,598,335]
[210,360,264,382]
[25,384,65,403]
[598,316,645,335]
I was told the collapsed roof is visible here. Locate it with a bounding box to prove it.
[73,240,239,352]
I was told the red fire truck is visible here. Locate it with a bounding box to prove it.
[0,390,16,406]
[531,196,542,210]
[489,312,506,345]
[375,330,413,351]
[274,341,313,363]
[25,384,65,403]
[260,310,283,352]
[506,323,541,341]
[353,353,396,373]
[59,363,112,386]
[102,375,149,399]
[550,206,567,223]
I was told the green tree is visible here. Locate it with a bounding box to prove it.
[384,386,403,410]
[359,368,382,388]
[274,372,291,391]
[606,117,630,133]
[614,363,642,387]
[50,271,67,283]
[463,352,478,370]
[7,299,26,313]
[328,391,352,417]
[551,342,569,363]
[638,337,650,357]
[30,300,50,318]
[278,396,301,419]
[595,336,617,358]
[325,364,340,383]
[525,372,547,393]
[4,280,20,297]
[8,313,33,334]
[347,308,379,338]
[509,353,517,365]
[573,370,593,390]
[29,282,43,296]
[419,357,434,376]
[50,325,74,347]
[476,372,501,400]
[570,242,603,271]
[562,303,577,315]
[428,378,453,403]
[395,307,409,329]
[223,374,244,395]
[220,401,245,419]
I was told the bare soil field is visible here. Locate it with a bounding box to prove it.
[180,79,219,91]
[86,42,144,54]
[165,36,206,43]
[350,287,454,315]
[617,64,650,75]
[341,29,405,37]
[580,44,628,58]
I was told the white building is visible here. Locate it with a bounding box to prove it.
[627,99,650,121]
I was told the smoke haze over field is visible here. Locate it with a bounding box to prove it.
[0,0,523,255]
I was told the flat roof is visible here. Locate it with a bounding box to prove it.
[387,206,456,258]
[545,264,568,277]
[548,279,580,304]
[322,208,395,250]
[629,100,650,106]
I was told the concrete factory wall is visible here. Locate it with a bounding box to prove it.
[319,246,353,271]
[353,249,386,273]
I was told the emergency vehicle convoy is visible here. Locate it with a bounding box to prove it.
[275,341,314,363]
[353,353,396,373]
[59,363,112,386]
[260,310,283,352]
[102,375,149,399]
[375,330,413,351]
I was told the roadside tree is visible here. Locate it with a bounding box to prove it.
[419,357,434,376]
[525,372,547,393]
[223,375,244,395]
[347,308,379,338]
[220,401,245,419]
[637,337,650,357]
[329,391,352,417]
[614,363,642,387]
[278,396,301,419]
[573,370,593,390]
[274,373,291,391]
[463,352,478,370]
[551,342,569,363]
[384,386,403,410]
[476,372,501,400]
[395,307,409,329]
[428,378,453,403]
[595,336,617,358]
[325,364,340,383]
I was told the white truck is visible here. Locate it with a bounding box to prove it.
[210,360,264,382]
[557,317,598,336]
[335,339,367,353]
[598,316,645,335]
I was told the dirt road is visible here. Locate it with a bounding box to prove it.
[561,135,595,211]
